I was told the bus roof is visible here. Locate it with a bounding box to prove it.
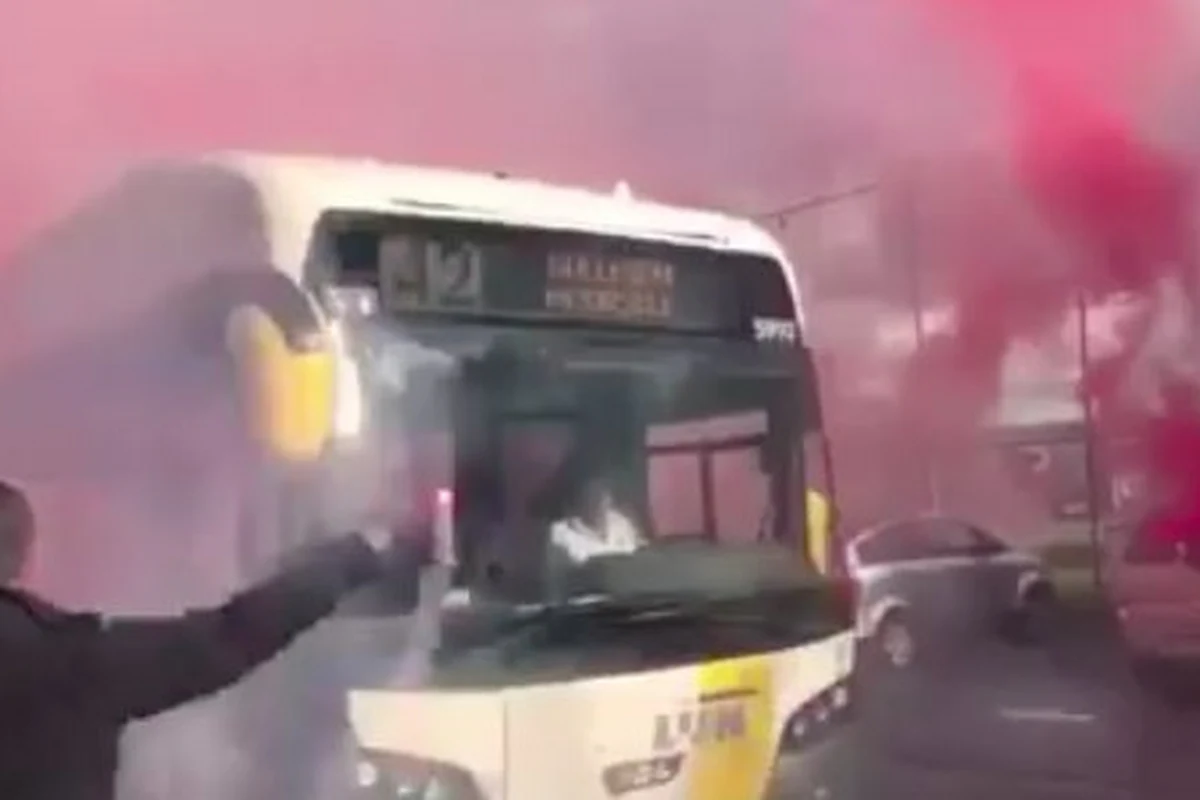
[206,152,777,251]
[192,152,804,325]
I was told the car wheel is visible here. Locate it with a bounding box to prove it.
[872,610,917,670]
[1131,657,1176,701]
[1011,582,1057,645]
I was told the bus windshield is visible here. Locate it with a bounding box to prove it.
[346,322,814,608]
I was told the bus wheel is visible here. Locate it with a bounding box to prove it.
[873,610,917,670]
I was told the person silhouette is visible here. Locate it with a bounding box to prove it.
[0,479,416,800]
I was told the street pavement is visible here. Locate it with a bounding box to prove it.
[855,621,1138,800]
[775,607,1200,799]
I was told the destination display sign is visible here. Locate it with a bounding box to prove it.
[543,252,675,323]
[328,214,795,338]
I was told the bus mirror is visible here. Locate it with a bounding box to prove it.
[211,267,336,464]
[227,305,334,464]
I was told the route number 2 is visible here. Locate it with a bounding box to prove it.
[379,235,483,310]
[425,241,483,308]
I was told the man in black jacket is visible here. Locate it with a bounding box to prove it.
[0,479,418,800]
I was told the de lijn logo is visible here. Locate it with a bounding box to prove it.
[651,689,754,753]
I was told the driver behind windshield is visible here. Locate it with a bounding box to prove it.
[548,475,643,566]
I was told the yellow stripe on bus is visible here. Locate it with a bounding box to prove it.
[686,655,776,800]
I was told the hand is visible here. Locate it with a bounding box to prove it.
[339,525,425,617]
[338,527,422,617]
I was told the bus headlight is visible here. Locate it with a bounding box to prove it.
[355,750,482,800]
[779,678,854,754]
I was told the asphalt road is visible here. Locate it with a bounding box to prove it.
[773,607,1200,800]
[855,628,1138,800]
[1136,665,1200,800]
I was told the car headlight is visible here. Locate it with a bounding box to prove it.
[354,749,483,800]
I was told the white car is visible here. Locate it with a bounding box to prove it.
[846,516,1056,668]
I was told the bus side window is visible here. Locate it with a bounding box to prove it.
[647,452,704,539]
[712,447,769,543]
[646,411,770,543]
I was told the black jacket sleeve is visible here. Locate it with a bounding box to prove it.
[0,533,384,722]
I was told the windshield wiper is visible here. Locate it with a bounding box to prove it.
[473,587,809,646]
[436,593,711,656]
[437,577,840,651]
[509,591,729,623]
[426,587,844,682]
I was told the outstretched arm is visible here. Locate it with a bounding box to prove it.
[0,533,399,722]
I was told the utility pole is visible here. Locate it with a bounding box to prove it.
[898,177,942,512]
[1076,292,1105,592]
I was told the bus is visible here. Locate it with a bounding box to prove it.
[2,153,855,800]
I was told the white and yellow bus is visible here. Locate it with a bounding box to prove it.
[5,153,854,800]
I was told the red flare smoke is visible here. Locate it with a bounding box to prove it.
[906,0,1200,540]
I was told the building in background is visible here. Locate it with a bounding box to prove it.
[763,172,1112,574]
